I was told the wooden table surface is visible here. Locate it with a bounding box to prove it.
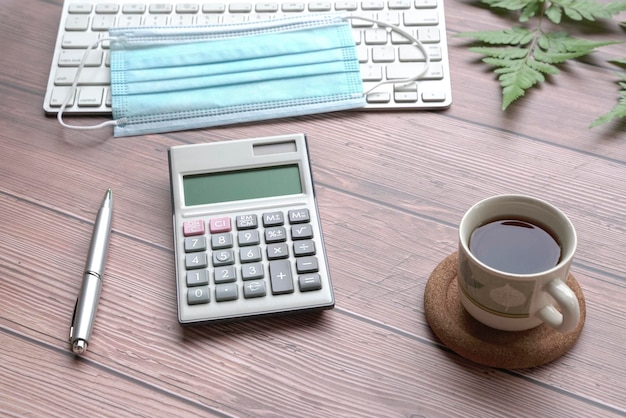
[1,0,625,416]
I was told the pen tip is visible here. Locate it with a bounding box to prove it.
[72,340,87,355]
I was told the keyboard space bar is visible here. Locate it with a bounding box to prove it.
[54,68,110,86]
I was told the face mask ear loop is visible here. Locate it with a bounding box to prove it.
[57,37,121,131]
[343,15,431,96]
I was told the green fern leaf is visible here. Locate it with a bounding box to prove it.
[545,5,564,23]
[481,0,538,11]
[546,0,626,23]
[457,28,534,45]
[535,32,619,63]
[590,75,626,127]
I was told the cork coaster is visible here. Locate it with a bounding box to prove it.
[424,252,586,369]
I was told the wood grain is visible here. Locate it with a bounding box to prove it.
[1,0,625,416]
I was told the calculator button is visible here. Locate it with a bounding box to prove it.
[293,240,316,257]
[184,236,207,252]
[240,246,263,263]
[291,224,314,240]
[238,230,260,246]
[183,219,205,236]
[236,214,258,230]
[214,266,237,283]
[185,253,208,269]
[215,283,239,301]
[209,217,231,233]
[243,280,267,298]
[186,269,209,286]
[267,243,289,260]
[242,262,265,280]
[296,256,319,273]
[299,274,322,291]
[262,211,284,226]
[213,250,235,266]
[265,226,287,243]
[288,209,310,224]
[269,260,295,295]
[188,286,210,305]
[211,233,233,249]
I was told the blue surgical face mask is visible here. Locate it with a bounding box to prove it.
[58,14,430,137]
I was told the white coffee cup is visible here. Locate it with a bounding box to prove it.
[457,195,580,332]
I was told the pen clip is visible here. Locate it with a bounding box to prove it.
[69,298,78,341]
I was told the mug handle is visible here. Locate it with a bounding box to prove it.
[536,279,580,333]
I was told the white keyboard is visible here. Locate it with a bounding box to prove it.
[44,0,452,115]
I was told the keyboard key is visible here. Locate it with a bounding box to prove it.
[188,286,210,304]
[282,2,306,11]
[95,4,119,13]
[269,260,294,295]
[243,280,267,298]
[54,68,110,86]
[256,2,280,12]
[123,4,147,13]
[65,15,90,31]
[92,14,116,30]
[58,49,103,67]
[422,91,447,102]
[366,92,391,103]
[203,3,226,12]
[308,1,332,11]
[78,86,104,106]
[229,3,253,12]
[68,4,92,13]
[49,87,76,107]
[299,274,322,291]
[149,4,174,13]
[176,3,200,13]
[415,0,438,8]
[61,32,100,48]
[215,283,239,301]
[404,10,438,25]
[387,63,441,80]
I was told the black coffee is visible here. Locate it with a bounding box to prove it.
[469,218,561,274]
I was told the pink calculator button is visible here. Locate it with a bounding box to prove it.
[183,219,205,236]
[209,217,231,233]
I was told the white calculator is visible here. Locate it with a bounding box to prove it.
[168,134,335,325]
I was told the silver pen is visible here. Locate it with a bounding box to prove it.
[69,188,113,355]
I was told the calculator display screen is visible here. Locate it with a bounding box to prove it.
[183,164,302,206]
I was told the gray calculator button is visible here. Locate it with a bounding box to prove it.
[243,280,267,298]
[211,233,233,249]
[236,214,258,230]
[188,286,210,305]
[186,269,209,286]
[185,253,208,269]
[263,211,284,226]
[212,250,235,266]
[238,230,260,246]
[265,226,286,243]
[184,236,207,252]
[214,266,237,283]
[269,259,294,295]
[267,243,289,260]
[288,209,310,224]
[296,256,319,273]
[291,224,313,240]
[299,274,322,291]
[294,240,316,257]
[242,262,264,280]
[215,283,239,302]
[240,246,262,263]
